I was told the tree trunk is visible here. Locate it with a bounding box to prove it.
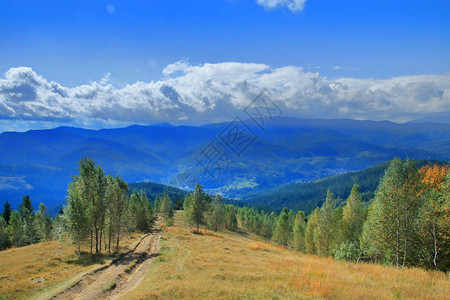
[396,204,400,269]
[433,221,438,268]
[90,230,93,255]
[99,229,102,254]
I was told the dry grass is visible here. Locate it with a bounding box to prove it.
[0,232,144,299]
[122,211,449,299]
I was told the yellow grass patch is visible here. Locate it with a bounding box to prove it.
[122,211,450,299]
[0,232,144,299]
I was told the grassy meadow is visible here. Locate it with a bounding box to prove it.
[0,232,144,299]
[123,211,449,299]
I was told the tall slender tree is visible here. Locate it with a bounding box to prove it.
[292,211,307,252]
[2,201,12,224]
[361,158,423,268]
[305,208,320,254]
[208,194,224,232]
[342,184,365,245]
[272,207,292,247]
[314,190,339,257]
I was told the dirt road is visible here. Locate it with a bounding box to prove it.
[51,229,161,300]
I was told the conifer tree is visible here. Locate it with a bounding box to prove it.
[272,207,292,247]
[208,194,224,232]
[188,184,208,232]
[160,191,172,223]
[2,201,11,224]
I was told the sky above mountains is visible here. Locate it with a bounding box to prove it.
[1,0,449,132]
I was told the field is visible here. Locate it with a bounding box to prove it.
[123,212,449,299]
[0,232,144,299]
[1,212,449,299]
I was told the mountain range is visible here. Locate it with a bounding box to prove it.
[1,117,449,212]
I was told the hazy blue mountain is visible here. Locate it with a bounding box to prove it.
[0,117,449,210]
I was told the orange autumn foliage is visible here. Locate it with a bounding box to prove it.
[419,165,448,191]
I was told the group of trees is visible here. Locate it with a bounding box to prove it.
[2,157,448,273]
[182,159,448,272]
[182,184,238,233]
[0,158,177,256]
[0,196,53,250]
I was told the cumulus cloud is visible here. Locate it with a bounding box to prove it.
[256,0,307,13]
[0,62,449,129]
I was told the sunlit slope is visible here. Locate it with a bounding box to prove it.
[123,212,449,299]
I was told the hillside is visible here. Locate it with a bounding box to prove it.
[1,212,448,299]
[1,117,449,209]
[243,159,448,214]
[117,212,450,299]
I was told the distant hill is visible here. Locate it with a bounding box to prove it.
[129,182,188,202]
[243,160,448,214]
[0,117,449,209]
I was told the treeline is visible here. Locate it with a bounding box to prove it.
[180,159,449,272]
[0,196,54,250]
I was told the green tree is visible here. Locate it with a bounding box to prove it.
[208,195,224,232]
[224,205,238,232]
[18,195,33,217]
[305,208,320,254]
[314,190,339,257]
[34,203,53,241]
[342,184,365,245]
[292,211,307,252]
[0,216,10,250]
[77,157,107,254]
[2,201,11,224]
[360,158,423,268]
[160,191,172,224]
[64,181,90,257]
[188,184,208,232]
[105,176,129,252]
[8,211,24,247]
[130,189,152,232]
[272,207,292,247]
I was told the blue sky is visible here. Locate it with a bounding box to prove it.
[0,0,449,131]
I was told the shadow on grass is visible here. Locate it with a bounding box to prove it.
[65,252,117,266]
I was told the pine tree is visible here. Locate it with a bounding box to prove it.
[224,205,238,232]
[2,201,11,224]
[188,184,208,232]
[208,194,224,232]
[18,195,33,216]
[292,211,306,252]
[160,191,172,224]
[272,207,292,247]
[305,208,320,254]
[314,190,338,257]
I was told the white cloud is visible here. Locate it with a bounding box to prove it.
[256,0,307,13]
[0,62,449,129]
